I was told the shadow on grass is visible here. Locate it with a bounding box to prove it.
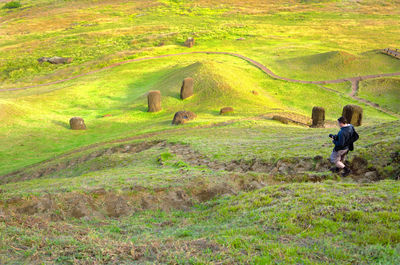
[52,120,70,129]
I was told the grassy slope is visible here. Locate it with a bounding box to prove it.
[1,0,400,264]
[1,180,399,264]
[1,0,400,87]
[0,54,395,175]
[358,77,400,114]
[1,119,399,198]
[271,51,400,80]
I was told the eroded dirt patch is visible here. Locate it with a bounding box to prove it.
[0,141,163,184]
[2,137,392,186]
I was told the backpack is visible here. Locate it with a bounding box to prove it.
[349,127,359,151]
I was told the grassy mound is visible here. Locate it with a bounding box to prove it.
[358,77,400,114]
[147,61,280,114]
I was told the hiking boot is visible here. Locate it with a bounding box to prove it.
[330,167,340,173]
[342,167,351,177]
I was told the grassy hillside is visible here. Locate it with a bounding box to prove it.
[0,53,395,175]
[272,51,400,80]
[358,77,400,114]
[1,0,400,88]
[1,0,400,264]
[1,180,399,264]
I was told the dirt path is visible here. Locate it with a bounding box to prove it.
[2,51,399,116]
[317,84,400,118]
[0,116,268,181]
[2,51,400,92]
[1,51,399,178]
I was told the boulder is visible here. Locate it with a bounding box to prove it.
[220,107,234,115]
[147,90,162,112]
[38,56,73,64]
[184,37,195,48]
[311,106,325,128]
[342,105,363,126]
[69,117,86,130]
[49,57,73,64]
[180,77,194,100]
[172,111,197,125]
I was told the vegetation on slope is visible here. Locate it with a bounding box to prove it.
[1,180,399,264]
[1,0,399,263]
[0,54,395,176]
[1,0,400,88]
[358,77,400,114]
[273,51,400,80]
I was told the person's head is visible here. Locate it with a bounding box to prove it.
[337,116,348,128]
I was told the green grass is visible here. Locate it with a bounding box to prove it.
[1,180,399,264]
[358,77,400,114]
[270,50,400,80]
[0,53,396,175]
[1,0,400,88]
[2,1,21,9]
[1,0,400,263]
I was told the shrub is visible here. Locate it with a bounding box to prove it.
[2,1,21,9]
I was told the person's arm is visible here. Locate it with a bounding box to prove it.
[333,130,345,148]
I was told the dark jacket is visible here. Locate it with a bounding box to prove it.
[333,125,355,151]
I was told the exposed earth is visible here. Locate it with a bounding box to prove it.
[1,0,400,264]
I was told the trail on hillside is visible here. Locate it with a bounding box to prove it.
[1,51,399,178]
[0,139,380,185]
[0,116,267,181]
[2,51,400,91]
[1,51,398,116]
[317,84,400,118]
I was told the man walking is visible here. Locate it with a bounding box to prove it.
[329,116,358,177]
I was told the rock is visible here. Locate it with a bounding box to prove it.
[180,77,194,100]
[220,107,234,115]
[311,106,325,128]
[38,56,73,64]
[147,90,162,112]
[184,37,195,48]
[245,181,265,191]
[342,104,363,126]
[272,115,289,124]
[172,111,197,125]
[69,117,86,130]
